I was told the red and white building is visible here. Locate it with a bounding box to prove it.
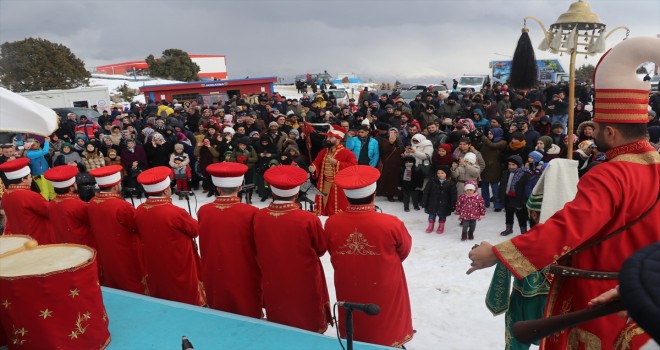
[139,77,278,104]
[95,54,228,80]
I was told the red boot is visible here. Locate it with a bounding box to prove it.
[436,220,445,234]
[425,220,435,233]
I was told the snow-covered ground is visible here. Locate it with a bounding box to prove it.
[158,191,537,350]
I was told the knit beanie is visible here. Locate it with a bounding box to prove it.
[464,152,477,164]
[529,151,543,164]
[538,136,553,151]
[507,155,523,167]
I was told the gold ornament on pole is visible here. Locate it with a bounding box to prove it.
[523,0,629,159]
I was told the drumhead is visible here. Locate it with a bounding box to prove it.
[0,244,94,277]
[0,235,32,255]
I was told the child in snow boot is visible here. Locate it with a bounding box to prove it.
[421,166,457,233]
[499,155,531,236]
[455,180,486,240]
[399,155,423,212]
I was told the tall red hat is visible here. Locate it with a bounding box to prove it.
[327,124,347,140]
[593,37,660,123]
[263,165,307,197]
[334,165,380,198]
[137,166,171,194]
[0,158,30,180]
[206,162,247,187]
[88,165,123,188]
[43,165,79,189]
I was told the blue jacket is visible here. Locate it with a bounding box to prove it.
[346,135,379,167]
[26,141,50,176]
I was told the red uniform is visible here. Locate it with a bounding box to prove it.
[253,202,332,333]
[48,193,96,248]
[88,192,146,294]
[135,197,206,306]
[325,203,414,347]
[198,196,262,317]
[2,184,55,244]
[311,145,357,216]
[494,141,659,349]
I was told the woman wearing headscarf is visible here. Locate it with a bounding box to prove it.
[376,128,405,201]
[477,128,507,211]
[82,142,106,171]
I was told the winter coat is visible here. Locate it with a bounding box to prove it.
[422,177,457,217]
[26,142,50,176]
[145,142,174,168]
[498,170,531,209]
[233,147,258,170]
[477,136,507,183]
[399,159,424,191]
[120,145,148,173]
[194,144,220,177]
[82,150,106,171]
[455,193,486,221]
[168,151,191,168]
[346,135,380,167]
[451,163,481,194]
[409,134,434,166]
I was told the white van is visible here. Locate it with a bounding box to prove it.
[328,89,349,106]
[456,75,490,93]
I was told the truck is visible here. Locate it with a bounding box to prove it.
[490,59,566,85]
[18,86,112,112]
[456,75,491,92]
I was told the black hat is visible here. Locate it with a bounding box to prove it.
[376,122,390,131]
[551,122,564,130]
[619,242,660,342]
[507,155,523,167]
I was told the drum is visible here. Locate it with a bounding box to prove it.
[0,244,110,349]
[0,235,32,257]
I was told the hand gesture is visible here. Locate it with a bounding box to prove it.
[328,157,338,165]
[44,136,51,143]
[308,164,316,173]
[466,242,498,275]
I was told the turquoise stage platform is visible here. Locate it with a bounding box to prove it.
[102,287,389,349]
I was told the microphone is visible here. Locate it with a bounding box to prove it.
[337,302,380,316]
[181,335,194,350]
[174,190,195,196]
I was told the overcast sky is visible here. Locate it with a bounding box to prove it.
[1,0,658,83]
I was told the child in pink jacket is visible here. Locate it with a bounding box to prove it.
[455,180,486,241]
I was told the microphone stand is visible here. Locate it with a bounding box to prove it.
[345,309,354,350]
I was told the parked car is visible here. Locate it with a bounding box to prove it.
[52,107,102,124]
[650,75,659,94]
[328,89,349,106]
[406,84,450,99]
[399,89,423,104]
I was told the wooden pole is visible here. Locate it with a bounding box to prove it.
[567,46,577,159]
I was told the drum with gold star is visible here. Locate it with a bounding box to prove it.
[0,243,110,349]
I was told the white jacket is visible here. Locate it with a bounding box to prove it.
[411,134,434,166]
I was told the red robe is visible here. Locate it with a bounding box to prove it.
[135,197,206,306]
[493,140,659,350]
[49,193,96,248]
[88,192,146,294]
[253,202,332,333]
[198,196,262,317]
[311,144,357,216]
[325,204,414,347]
[2,184,55,244]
